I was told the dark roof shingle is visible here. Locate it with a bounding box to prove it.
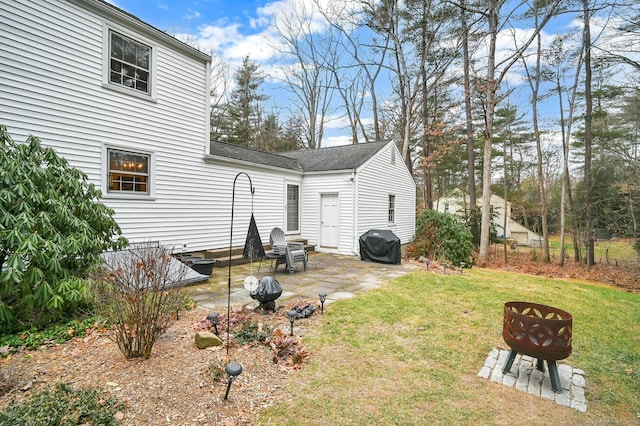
[209,142,301,171]
[208,140,391,172]
[280,141,390,171]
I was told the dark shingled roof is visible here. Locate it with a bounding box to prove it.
[208,140,391,172]
[280,141,390,172]
[209,141,302,171]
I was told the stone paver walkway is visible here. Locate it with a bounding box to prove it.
[479,348,587,412]
[185,252,419,311]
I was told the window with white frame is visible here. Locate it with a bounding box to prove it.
[388,194,396,223]
[287,184,300,232]
[107,149,150,194]
[109,30,151,94]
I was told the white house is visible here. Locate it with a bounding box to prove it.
[208,141,416,255]
[435,189,540,245]
[0,0,416,256]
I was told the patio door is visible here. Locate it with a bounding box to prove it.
[320,194,339,249]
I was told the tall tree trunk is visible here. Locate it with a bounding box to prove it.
[421,0,433,209]
[478,1,499,266]
[556,40,583,266]
[461,0,476,207]
[557,72,568,266]
[532,31,550,263]
[583,0,595,267]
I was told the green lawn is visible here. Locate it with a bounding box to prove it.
[258,269,640,425]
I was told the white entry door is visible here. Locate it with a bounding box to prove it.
[320,194,339,249]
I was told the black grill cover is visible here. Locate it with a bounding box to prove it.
[359,229,401,264]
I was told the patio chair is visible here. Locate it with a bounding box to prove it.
[267,227,307,274]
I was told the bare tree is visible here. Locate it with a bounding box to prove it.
[209,55,231,141]
[315,0,390,142]
[519,11,550,262]
[460,0,479,206]
[271,1,337,149]
[583,0,595,266]
[461,0,562,266]
[544,34,583,265]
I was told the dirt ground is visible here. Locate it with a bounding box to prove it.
[0,300,321,425]
[1,253,637,425]
[486,246,640,292]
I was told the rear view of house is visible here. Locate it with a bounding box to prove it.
[1,0,416,257]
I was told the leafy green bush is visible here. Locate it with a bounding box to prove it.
[0,382,123,425]
[461,205,499,247]
[409,209,474,267]
[0,125,127,332]
[0,315,104,354]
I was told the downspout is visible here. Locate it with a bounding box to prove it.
[351,169,359,255]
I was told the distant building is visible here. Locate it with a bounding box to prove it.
[435,189,541,246]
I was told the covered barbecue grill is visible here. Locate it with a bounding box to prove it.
[359,229,401,265]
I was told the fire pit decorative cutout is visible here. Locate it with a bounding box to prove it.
[502,301,572,393]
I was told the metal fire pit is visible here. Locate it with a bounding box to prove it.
[502,301,573,393]
[249,276,282,312]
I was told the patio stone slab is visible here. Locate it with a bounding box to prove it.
[184,252,418,310]
[478,348,587,412]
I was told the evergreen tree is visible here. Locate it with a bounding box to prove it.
[227,56,268,147]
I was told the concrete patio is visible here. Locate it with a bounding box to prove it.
[184,252,419,311]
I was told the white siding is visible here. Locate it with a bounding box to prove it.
[298,142,416,256]
[299,172,356,255]
[201,160,302,250]
[0,0,222,252]
[356,143,416,248]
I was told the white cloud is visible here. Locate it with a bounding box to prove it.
[185,8,201,20]
[322,135,352,147]
[157,3,168,11]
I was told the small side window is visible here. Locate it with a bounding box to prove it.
[388,195,396,223]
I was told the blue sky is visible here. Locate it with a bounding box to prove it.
[111,0,281,64]
[108,1,630,149]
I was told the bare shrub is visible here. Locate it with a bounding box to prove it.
[0,363,21,396]
[91,246,188,359]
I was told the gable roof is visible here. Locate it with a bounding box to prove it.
[281,141,390,172]
[208,140,391,173]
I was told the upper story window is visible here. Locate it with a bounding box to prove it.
[109,31,151,94]
[388,194,396,223]
[108,149,150,194]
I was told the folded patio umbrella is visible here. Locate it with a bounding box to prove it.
[243,213,265,259]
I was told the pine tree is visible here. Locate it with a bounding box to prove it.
[227,56,268,147]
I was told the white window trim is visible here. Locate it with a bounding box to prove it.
[102,21,157,102]
[388,194,396,224]
[101,144,156,200]
[285,181,300,234]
